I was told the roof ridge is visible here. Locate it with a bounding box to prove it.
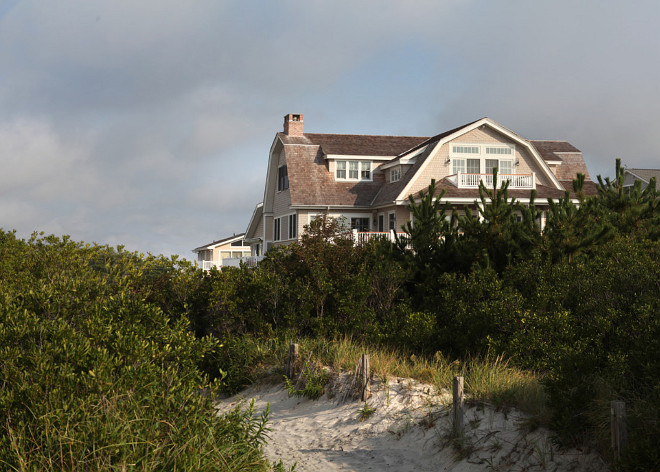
[303,132,429,139]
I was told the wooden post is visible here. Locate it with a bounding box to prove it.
[286,343,299,379]
[361,354,370,401]
[453,376,464,436]
[611,401,627,460]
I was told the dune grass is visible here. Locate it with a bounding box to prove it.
[239,335,549,423]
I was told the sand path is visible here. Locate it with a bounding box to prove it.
[216,376,606,471]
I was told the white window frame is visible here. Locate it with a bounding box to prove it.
[335,160,373,182]
[390,166,401,182]
[336,161,346,179]
[450,144,515,174]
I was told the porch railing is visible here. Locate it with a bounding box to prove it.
[351,230,408,246]
[450,172,535,189]
[223,255,264,268]
[198,256,264,271]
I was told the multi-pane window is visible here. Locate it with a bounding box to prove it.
[288,214,297,239]
[388,212,396,231]
[351,217,370,232]
[466,158,480,173]
[499,160,513,174]
[361,161,371,180]
[452,145,479,154]
[485,159,499,175]
[335,160,372,181]
[349,161,359,179]
[485,146,513,155]
[378,214,384,232]
[390,167,401,182]
[336,161,346,179]
[450,144,515,175]
[273,218,281,241]
[277,165,289,191]
[452,159,466,174]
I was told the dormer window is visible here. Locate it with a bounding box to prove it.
[335,160,372,181]
[361,161,371,179]
[390,167,401,182]
[349,161,359,179]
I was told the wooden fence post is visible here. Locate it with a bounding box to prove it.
[361,354,370,401]
[611,401,627,460]
[453,376,464,436]
[286,343,299,380]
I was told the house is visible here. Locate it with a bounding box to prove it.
[192,233,252,270]
[244,114,597,255]
[623,168,660,191]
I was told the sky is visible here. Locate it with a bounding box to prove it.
[1,0,659,259]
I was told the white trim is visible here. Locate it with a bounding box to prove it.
[290,204,373,210]
[325,154,396,161]
[624,169,651,184]
[381,156,417,170]
[397,118,564,201]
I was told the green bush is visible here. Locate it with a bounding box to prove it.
[0,231,271,471]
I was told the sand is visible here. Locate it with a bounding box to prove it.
[216,374,607,472]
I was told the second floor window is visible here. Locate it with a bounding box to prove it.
[335,160,372,181]
[349,161,359,179]
[361,161,371,179]
[274,218,281,241]
[278,165,289,191]
[336,161,346,179]
[390,167,401,182]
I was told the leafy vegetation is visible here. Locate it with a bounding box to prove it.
[189,160,658,470]
[2,159,658,471]
[0,232,275,471]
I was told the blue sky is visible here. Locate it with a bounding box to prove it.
[1,0,659,258]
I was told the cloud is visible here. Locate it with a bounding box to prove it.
[0,0,658,257]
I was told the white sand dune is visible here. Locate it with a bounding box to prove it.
[216,375,607,471]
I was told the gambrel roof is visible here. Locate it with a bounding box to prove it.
[262,116,596,211]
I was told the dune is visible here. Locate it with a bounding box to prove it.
[216,374,607,471]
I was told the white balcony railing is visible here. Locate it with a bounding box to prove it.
[223,256,264,268]
[198,256,264,271]
[199,260,221,271]
[351,230,408,246]
[450,172,536,189]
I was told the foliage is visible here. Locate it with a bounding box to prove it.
[357,403,377,422]
[0,231,272,471]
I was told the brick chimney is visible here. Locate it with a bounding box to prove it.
[283,113,304,136]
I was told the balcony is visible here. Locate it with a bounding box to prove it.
[223,256,264,268]
[351,230,408,246]
[198,256,265,271]
[448,172,535,189]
